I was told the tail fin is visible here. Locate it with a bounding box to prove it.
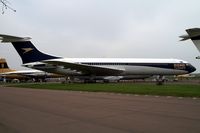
[0,58,15,73]
[180,28,200,53]
[0,58,9,69]
[0,34,59,64]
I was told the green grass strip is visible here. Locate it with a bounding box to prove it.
[7,83,200,97]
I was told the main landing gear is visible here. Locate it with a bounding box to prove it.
[156,75,165,85]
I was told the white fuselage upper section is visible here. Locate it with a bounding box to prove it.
[52,58,188,64]
[23,58,194,77]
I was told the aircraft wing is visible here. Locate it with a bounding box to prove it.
[43,60,124,76]
[0,70,46,76]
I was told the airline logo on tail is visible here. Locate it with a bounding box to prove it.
[22,48,34,54]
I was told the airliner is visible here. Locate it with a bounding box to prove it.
[180,28,200,59]
[0,57,62,82]
[0,34,196,83]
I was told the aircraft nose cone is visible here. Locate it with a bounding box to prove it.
[188,64,196,73]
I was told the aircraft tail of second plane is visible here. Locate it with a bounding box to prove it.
[180,28,200,53]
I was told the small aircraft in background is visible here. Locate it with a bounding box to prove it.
[0,57,62,82]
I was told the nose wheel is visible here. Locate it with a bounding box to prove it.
[156,75,165,85]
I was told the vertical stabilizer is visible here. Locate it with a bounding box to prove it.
[0,58,15,73]
[0,34,60,64]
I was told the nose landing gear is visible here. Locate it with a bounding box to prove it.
[156,75,165,85]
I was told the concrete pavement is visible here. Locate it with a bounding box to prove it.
[0,86,200,133]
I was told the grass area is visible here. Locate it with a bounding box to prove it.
[7,82,200,97]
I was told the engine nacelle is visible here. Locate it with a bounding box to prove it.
[196,56,200,59]
[103,76,123,81]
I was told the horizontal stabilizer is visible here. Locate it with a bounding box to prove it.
[179,34,190,41]
[186,28,200,37]
[180,28,200,41]
[180,28,200,52]
[0,34,31,43]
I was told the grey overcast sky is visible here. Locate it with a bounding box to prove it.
[0,0,200,72]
